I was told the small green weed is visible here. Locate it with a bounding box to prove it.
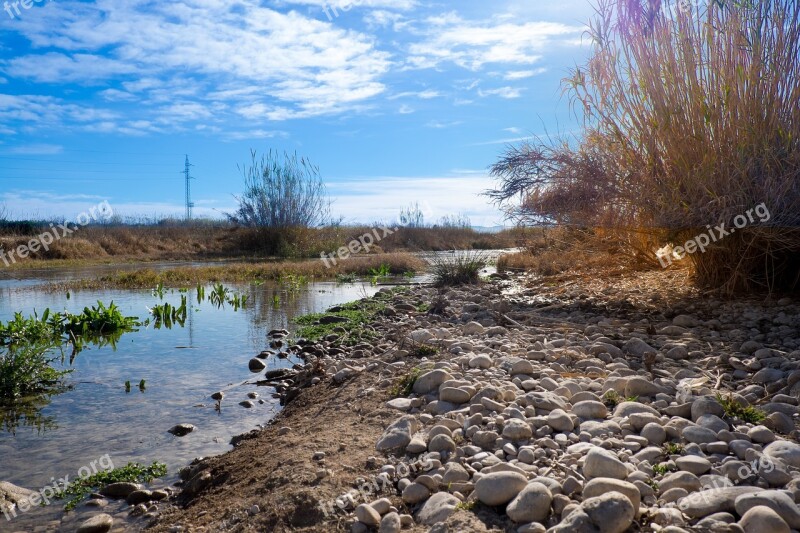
[391,367,422,397]
[652,463,677,476]
[716,393,766,423]
[664,442,684,455]
[455,500,477,512]
[55,461,167,511]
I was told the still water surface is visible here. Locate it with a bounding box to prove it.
[0,264,386,528]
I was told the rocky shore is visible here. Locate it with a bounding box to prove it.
[150,270,800,533]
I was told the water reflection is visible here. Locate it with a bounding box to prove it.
[0,277,383,495]
[0,393,58,435]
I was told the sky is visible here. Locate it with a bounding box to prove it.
[0,0,595,226]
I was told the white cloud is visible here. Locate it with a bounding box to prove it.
[388,90,442,100]
[406,14,583,70]
[398,104,414,114]
[364,9,408,30]
[224,130,289,141]
[328,174,502,226]
[504,68,547,80]
[425,120,462,129]
[0,0,391,125]
[278,0,417,10]
[478,87,523,99]
[8,144,64,155]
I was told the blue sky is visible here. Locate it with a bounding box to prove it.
[0,0,594,226]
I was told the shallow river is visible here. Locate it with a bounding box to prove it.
[0,263,388,530]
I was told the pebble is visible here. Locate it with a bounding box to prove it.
[583,447,628,480]
[307,282,800,533]
[75,514,114,533]
[739,505,790,533]
[506,482,552,523]
[355,503,381,527]
[416,492,460,525]
[474,472,527,506]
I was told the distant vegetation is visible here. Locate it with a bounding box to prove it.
[0,219,526,266]
[0,150,524,265]
[490,0,800,293]
[53,253,427,290]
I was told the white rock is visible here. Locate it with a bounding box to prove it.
[439,387,471,404]
[583,447,627,480]
[469,354,492,369]
[503,419,533,441]
[677,487,761,518]
[547,409,574,432]
[506,482,552,524]
[75,514,114,533]
[739,505,790,533]
[572,401,608,419]
[675,456,712,476]
[412,370,452,394]
[582,492,635,533]
[474,472,527,506]
[463,322,486,335]
[355,504,381,527]
[764,441,800,468]
[401,482,430,504]
[376,416,420,451]
[378,512,402,533]
[734,491,800,529]
[583,478,640,513]
[416,493,460,525]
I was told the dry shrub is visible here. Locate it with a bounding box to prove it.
[498,227,670,277]
[490,0,800,294]
[47,239,109,260]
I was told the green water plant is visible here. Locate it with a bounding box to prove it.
[0,343,71,402]
[0,302,139,353]
[148,296,188,329]
[55,461,167,511]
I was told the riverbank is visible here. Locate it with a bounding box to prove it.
[33,253,426,291]
[0,224,526,268]
[140,268,800,532]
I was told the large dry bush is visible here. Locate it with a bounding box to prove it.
[491,0,800,293]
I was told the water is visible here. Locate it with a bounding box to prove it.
[0,266,384,529]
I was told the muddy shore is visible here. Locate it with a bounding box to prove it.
[137,270,800,533]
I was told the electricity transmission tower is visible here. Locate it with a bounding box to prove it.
[183,155,195,220]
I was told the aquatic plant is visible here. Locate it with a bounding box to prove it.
[369,263,392,285]
[208,283,229,307]
[280,273,309,292]
[148,296,187,329]
[0,343,71,402]
[55,461,167,511]
[152,282,166,300]
[196,283,205,304]
[0,302,139,352]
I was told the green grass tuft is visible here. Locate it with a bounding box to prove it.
[55,461,167,511]
[429,252,487,287]
[391,367,423,398]
[716,393,766,423]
